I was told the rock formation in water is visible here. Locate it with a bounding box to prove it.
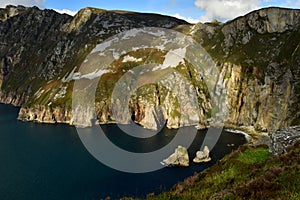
[161,146,189,167]
[0,5,299,134]
[193,146,211,163]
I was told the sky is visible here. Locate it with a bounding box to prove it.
[0,0,299,23]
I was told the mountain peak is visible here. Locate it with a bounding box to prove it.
[0,5,27,21]
[225,7,300,34]
[66,6,189,32]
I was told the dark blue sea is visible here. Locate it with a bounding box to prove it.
[0,103,247,200]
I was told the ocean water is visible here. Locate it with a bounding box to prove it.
[0,103,247,200]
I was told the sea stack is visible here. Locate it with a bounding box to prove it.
[193,146,211,163]
[161,146,189,167]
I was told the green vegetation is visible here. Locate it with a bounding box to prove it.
[123,142,300,200]
[209,20,222,26]
[2,6,299,130]
[237,148,270,164]
[95,48,166,103]
[173,25,193,35]
[206,106,220,119]
[224,71,231,79]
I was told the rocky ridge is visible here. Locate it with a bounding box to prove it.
[0,6,299,134]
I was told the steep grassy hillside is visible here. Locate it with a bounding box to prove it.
[122,141,300,200]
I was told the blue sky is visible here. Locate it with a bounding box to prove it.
[1,0,300,23]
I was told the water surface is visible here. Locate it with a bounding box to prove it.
[0,104,247,200]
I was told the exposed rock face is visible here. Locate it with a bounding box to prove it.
[193,146,211,163]
[18,105,73,124]
[216,62,293,132]
[161,146,189,167]
[248,7,300,34]
[220,7,300,49]
[0,6,299,134]
[269,126,300,155]
[195,7,300,132]
[0,90,26,106]
[0,5,188,127]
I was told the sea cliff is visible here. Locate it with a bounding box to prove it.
[0,6,299,134]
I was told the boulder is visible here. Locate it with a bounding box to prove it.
[161,146,189,167]
[269,126,300,155]
[193,146,211,163]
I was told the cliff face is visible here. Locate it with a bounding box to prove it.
[0,5,188,125]
[0,6,299,133]
[191,7,300,132]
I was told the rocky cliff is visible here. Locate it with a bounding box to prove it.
[195,7,300,132]
[0,6,299,134]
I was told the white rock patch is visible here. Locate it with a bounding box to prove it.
[34,88,45,99]
[80,69,110,80]
[62,67,77,83]
[122,55,143,63]
[54,86,68,101]
[163,47,186,68]
[91,38,119,54]
[62,66,110,81]
[152,47,187,71]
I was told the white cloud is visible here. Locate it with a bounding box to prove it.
[0,0,45,8]
[171,13,200,24]
[195,0,300,22]
[195,0,261,22]
[284,0,300,7]
[53,9,77,16]
[263,0,275,3]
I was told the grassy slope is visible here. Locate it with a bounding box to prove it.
[123,142,300,200]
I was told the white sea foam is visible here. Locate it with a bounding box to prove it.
[224,129,251,141]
